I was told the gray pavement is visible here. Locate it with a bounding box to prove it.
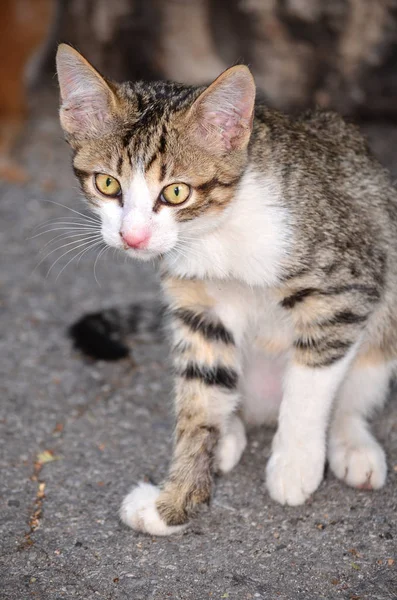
[0,108,396,600]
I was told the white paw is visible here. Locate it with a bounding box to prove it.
[266,440,325,506]
[120,482,187,536]
[329,433,387,490]
[216,415,247,474]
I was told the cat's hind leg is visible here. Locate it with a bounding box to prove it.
[215,413,247,474]
[328,353,392,490]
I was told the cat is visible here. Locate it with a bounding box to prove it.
[56,43,396,536]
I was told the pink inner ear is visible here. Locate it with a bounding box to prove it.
[193,69,255,152]
[205,110,250,150]
[61,93,112,135]
[57,48,115,136]
[63,92,112,130]
[63,105,110,135]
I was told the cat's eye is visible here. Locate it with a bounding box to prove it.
[94,173,122,198]
[160,183,191,205]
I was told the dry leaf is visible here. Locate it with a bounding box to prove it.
[37,482,46,499]
[36,450,60,464]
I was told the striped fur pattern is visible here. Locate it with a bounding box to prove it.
[57,45,397,535]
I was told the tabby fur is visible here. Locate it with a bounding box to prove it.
[57,44,396,535]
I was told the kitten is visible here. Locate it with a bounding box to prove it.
[56,44,395,536]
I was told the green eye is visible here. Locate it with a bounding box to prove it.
[94,173,121,197]
[160,183,191,205]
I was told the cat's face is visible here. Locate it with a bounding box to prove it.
[56,45,256,261]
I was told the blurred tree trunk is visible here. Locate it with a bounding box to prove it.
[57,0,397,119]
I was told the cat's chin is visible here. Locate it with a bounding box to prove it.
[124,248,160,262]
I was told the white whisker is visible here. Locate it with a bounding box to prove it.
[39,231,100,252]
[33,218,100,229]
[34,198,100,224]
[29,225,100,240]
[55,240,104,282]
[41,229,103,251]
[93,245,109,287]
[40,232,102,259]
[46,237,104,278]
[77,240,104,267]
[33,233,103,274]
[32,217,100,232]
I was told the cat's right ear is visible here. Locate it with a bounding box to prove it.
[56,44,119,138]
[187,65,256,154]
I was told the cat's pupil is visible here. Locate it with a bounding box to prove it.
[106,177,112,187]
[174,186,179,196]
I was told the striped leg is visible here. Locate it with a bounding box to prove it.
[120,278,243,535]
[268,281,380,505]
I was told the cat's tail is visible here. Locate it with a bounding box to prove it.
[68,301,164,361]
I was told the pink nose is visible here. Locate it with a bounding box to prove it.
[120,228,151,249]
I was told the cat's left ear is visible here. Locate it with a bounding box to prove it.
[56,44,119,139]
[187,65,256,153]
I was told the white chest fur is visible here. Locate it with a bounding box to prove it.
[206,280,292,425]
[164,169,291,286]
[206,279,293,351]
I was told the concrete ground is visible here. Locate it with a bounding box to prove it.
[0,104,396,600]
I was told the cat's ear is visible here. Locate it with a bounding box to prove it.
[56,44,119,138]
[188,65,255,153]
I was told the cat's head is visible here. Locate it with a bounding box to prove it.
[56,44,255,261]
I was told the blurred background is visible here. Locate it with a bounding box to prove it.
[1,3,397,598]
[2,0,397,178]
[2,0,397,180]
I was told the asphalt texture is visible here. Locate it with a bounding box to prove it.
[1,105,396,600]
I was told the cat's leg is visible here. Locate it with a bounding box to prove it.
[328,353,392,489]
[120,278,245,535]
[266,344,358,506]
[215,412,247,474]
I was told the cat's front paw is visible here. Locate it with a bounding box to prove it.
[266,442,325,506]
[120,483,187,536]
[328,431,387,490]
